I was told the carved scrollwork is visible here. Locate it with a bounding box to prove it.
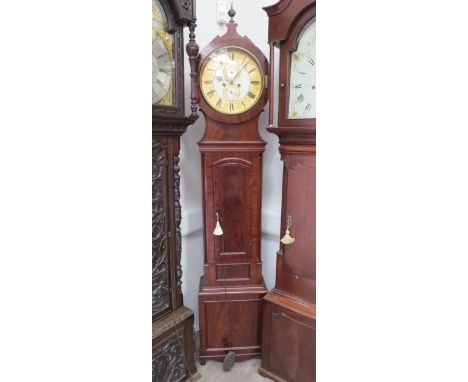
[176,265,183,294]
[153,140,171,316]
[152,333,187,382]
[173,155,183,294]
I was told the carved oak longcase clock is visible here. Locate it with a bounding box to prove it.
[260,1,316,382]
[152,0,199,381]
[196,7,269,365]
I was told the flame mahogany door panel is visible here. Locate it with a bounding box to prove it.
[213,158,252,259]
[202,153,262,287]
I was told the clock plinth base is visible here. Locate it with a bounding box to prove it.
[198,276,267,364]
[259,290,316,382]
[152,306,197,382]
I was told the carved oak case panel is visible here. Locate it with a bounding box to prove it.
[152,139,172,319]
[152,333,187,382]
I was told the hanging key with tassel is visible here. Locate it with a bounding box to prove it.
[213,211,224,236]
[281,215,295,245]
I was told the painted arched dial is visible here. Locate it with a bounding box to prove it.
[288,19,316,119]
[152,0,175,105]
[199,46,264,115]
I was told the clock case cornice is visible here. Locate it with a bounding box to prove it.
[264,0,315,43]
[196,20,269,153]
[264,0,316,130]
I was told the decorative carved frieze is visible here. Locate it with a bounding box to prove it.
[152,306,194,339]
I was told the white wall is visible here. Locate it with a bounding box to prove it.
[180,0,282,330]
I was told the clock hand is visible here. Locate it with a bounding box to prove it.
[231,63,246,83]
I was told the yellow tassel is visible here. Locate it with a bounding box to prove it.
[281,229,295,245]
[280,215,295,245]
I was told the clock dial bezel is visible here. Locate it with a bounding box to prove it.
[278,4,316,128]
[196,28,269,124]
[199,46,264,116]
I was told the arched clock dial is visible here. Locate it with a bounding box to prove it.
[288,19,316,119]
[199,46,264,115]
[153,35,173,104]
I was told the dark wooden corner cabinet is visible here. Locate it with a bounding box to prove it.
[152,0,199,381]
[260,1,316,382]
[196,9,269,365]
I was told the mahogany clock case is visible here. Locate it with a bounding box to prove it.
[196,18,270,365]
[260,1,316,381]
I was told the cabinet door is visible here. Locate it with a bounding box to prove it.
[268,305,316,382]
[213,158,252,259]
[212,158,253,276]
[278,153,316,304]
[152,139,172,319]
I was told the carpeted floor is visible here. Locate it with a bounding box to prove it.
[195,359,274,382]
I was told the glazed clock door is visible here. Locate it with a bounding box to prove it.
[278,154,316,305]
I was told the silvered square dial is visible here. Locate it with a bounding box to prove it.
[288,19,316,119]
[199,46,264,115]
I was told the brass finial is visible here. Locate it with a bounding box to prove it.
[228,3,236,22]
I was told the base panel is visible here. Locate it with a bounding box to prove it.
[260,290,316,382]
[152,306,197,382]
[198,276,267,363]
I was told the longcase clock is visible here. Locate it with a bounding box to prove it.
[152,0,200,381]
[196,7,269,365]
[260,1,316,382]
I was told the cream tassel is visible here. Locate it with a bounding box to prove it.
[213,212,224,236]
